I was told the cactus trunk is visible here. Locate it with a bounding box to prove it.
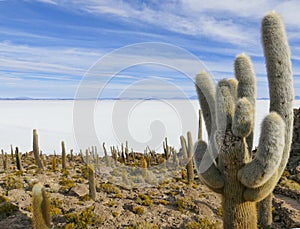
[219,135,256,229]
[223,194,256,229]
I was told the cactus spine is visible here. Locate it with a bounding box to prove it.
[61,141,66,170]
[88,164,96,201]
[32,183,51,229]
[193,12,293,229]
[33,129,44,170]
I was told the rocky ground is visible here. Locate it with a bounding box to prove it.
[0,150,299,229]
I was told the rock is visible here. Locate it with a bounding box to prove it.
[287,108,300,173]
[70,184,89,197]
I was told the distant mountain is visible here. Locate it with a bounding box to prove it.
[0,97,74,100]
[0,95,299,100]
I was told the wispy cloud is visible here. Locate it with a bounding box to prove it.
[36,0,300,45]
[33,0,254,45]
[1,0,299,99]
[0,41,102,76]
[34,0,57,5]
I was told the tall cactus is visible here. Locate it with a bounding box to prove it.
[193,12,293,229]
[180,132,194,185]
[10,144,14,162]
[163,137,170,160]
[33,129,44,170]
[61,141,66,170]
[2,150,8,170]
[88,164,96,201]
[32,183,51,229]
[15,147,23,171]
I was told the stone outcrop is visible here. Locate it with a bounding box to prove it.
[287,108,300,173]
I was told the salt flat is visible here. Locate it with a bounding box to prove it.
[0,100,299,155]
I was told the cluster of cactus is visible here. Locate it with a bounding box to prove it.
[193,12,293,229]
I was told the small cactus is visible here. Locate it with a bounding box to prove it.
[88,164,96,201]
[141,156,148,177]
[33,129,44,170]
[70,149,74,162]
[32,183,51,229]
[125,141,129,163]
[52,156,57,171]
[85,149,90,164]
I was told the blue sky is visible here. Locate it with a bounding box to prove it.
[0,0,299,99]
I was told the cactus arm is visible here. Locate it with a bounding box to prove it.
[232,98,253,138]
[234,53,256,152]
[215,79,236,132]
[228,78,238,101]
[193,140,224,192]
[199,177,223,194]
[195,71,216,138]
[238,112,285,188]
[243,171,278,202]
[234,53,256,106]
[262,12,294,180]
